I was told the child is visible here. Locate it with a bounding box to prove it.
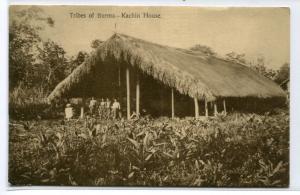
[65,103,74,120]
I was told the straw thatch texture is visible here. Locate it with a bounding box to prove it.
[48,33,285,102]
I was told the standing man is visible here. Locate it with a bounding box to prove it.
[105,98,111,119]
[89,97,97,115]
[111,98,121,119]
[100,98,105,107]
[98,98,105,119]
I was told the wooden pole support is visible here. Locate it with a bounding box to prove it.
[126,67,130,120]
[194,97,199,118]
[80,107,84,119]
[171,88,175,119]
[214,102,218,116]
[223,99,227,115]
[205,99,208,117]
[118,65,121,87]
[136,73,140,117]
[80,98,85,119]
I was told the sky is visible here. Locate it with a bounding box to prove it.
[11,6,290,69]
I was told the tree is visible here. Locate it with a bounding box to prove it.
[225,52,246,64]
[11,6,54,28]
[9,22,39,88]
[225,52,278,80]
[9,6,54,89]
[248,56,277,80]
[75,51,89,64]
[275,63,289,85]
[90,39,103,49]
[37,40,68,91]
[189,44,216,56]
[65,51,89,75]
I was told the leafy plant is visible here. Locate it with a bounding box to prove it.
[9,110,289,187]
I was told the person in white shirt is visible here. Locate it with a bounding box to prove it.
[105,98,111,108]
[100,98,105,107]
[65,103,74,120]
[89,97,97,114]
[111,98,121,119]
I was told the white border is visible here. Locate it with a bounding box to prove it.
[1,0,300,194]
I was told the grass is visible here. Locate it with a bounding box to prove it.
[8,110,289,187]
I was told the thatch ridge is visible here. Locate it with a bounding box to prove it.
[48,33,285,103]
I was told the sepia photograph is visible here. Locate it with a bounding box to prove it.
[8,5,290,187]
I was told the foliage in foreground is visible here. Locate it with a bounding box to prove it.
[9,111,289,187]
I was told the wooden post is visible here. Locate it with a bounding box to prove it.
[205,99,208,117]
[223,99,227,115]
[118,65,121,87]
[214,101,218,116]
[194,97,199,118]
[118,65,122,101]
[171,88,175,119]
[80,107,84,119]
[80,98,85,119]
[136,73,140,117]
[126,67,130,120]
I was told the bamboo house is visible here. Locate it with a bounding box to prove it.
[48,33,286,119]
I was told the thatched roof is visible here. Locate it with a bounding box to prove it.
[48,33,285,102]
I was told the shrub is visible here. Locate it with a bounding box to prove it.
[9,84,59,120]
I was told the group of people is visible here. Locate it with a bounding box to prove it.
[89,97,121,119]
[65,97,121,120]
